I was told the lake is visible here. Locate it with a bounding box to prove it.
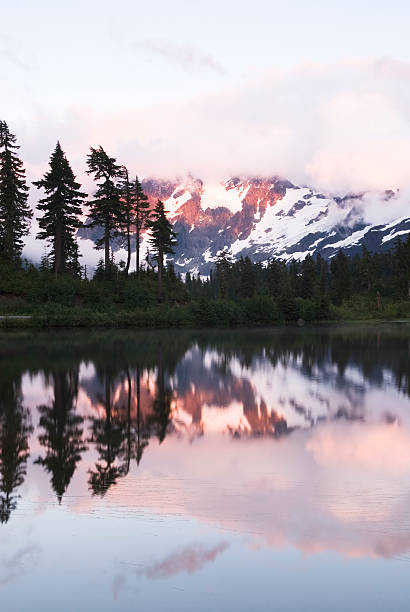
[1,325,410,611]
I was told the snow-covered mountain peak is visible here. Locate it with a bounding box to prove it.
[78,174,410,276]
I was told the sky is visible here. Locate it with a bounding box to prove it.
[3,0,410,194]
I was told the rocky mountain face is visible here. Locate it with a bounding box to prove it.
[79,175,410,275]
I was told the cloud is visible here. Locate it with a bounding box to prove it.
[139,38,226,75]
[15,57,410,222]
[139,541,229,579]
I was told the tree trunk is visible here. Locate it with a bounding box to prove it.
[55,220,63,275]
[136,215,140,280]
[104,225,110,276]
[125,219,131,275]
[158,247,163,301]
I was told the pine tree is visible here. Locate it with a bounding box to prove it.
[215,250,233,299]
[393,235,410,300]
[301,254,317,299]
[86,146,123,276]
[0,121,32,265]
[146,200,177,300]
[132,177,150,278]
[117,166,133,275]
[330,249,351,305]
[239,256,256,298]
[33,142,86,275]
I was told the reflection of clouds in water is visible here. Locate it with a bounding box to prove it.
[91,424,410,561]
[112,541,229,600]
[0,544,40,586]
[139,541,230,580]
[9,328,410,565]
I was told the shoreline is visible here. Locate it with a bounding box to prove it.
[0,313,409,330]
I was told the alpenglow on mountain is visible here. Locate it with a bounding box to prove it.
[79,175,410,275]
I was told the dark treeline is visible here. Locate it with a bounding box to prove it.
[0,326,409,520]
[0,120,409,325]
[184,243,410,323]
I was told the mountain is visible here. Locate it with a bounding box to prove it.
[79,176,410,275]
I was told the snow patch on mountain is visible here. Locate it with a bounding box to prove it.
[201,180,250,214]
[164,188,192,216]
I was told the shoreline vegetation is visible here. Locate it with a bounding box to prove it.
[0,121,409,328]
[0,260,409,329]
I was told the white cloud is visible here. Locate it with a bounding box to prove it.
[14,57,410,245]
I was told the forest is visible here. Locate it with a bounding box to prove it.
[0,120,410,327]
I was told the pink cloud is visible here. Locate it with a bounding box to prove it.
[140,541,229,580]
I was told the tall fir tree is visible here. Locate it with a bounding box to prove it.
[33,142,86,276]
[146,200,177,300]
[117,171,150,276]
[215,250,233,299]
[118,166,133,275]
[330,249,351,305]
[393,235,410,300]
[132,177,150,278]
[86,146,123,275]
[0,121,32,265]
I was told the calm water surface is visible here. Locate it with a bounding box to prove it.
[1,325,410,611]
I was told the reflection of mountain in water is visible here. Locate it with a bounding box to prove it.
[0,325,408,518]
[77,327,410,444]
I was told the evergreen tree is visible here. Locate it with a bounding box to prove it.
[359,245,375,293]
[0,121,32,265]
[393,236,410,300]
[33,142,86,275]
[301,254,317,299]
[86,146,123,276]
[146,200,177,300]
[239,256,256,298]
[132,176,150,278]
[330,250,351,305]
[215,250,233,299]
[93,258,106,281]
[118,166,133,275]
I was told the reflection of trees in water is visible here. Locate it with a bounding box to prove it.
[88,367,129,496]
[0,377,33,523]
[36,368,87,502]
[148,349,174,444]
[134,366,149,465]
[88,349,174,495]
[0,327,408,503]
